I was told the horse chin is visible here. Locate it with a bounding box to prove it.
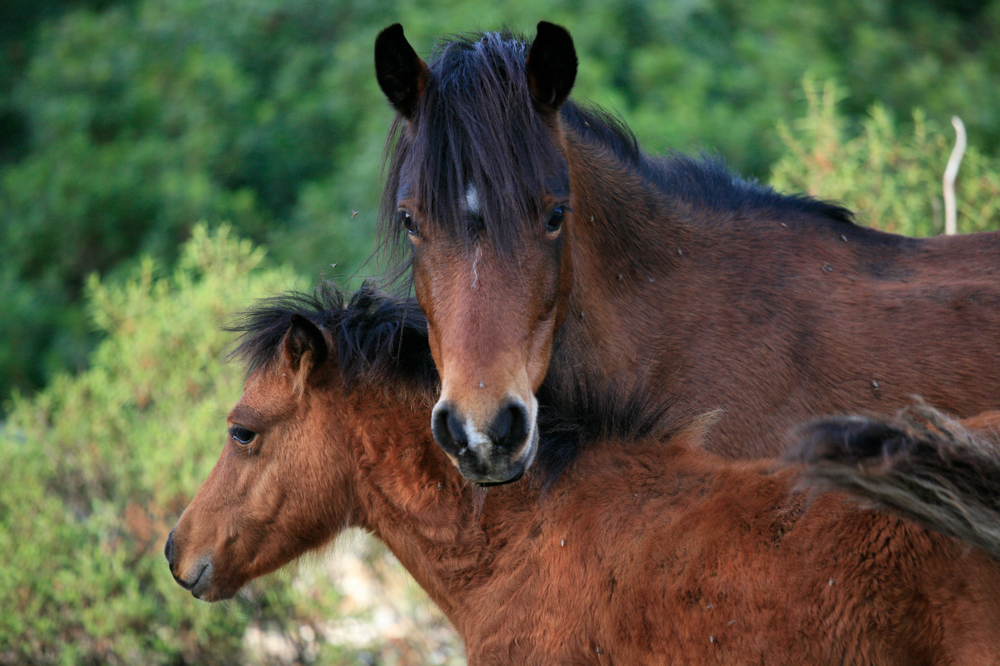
[176,558,240,603]
[200,587,240,603]
[171,555,216,601]
[194,579,243,603]
[475,464,526,487]
[463,461,525,487]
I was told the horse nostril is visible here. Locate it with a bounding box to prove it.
[164,529,176,569]
[490,401,529,451]
[432,402,469,456]
[447,412,468,447]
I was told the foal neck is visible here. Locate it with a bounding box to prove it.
[348,387,541,629]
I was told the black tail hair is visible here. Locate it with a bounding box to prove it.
[788,402,1000,560]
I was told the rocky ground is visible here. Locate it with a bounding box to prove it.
[241,530,466,666]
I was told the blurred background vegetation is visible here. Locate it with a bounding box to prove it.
[2,0,999,663]
[4,0,1000,404]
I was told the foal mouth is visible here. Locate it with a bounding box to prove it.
[175,557,215,600]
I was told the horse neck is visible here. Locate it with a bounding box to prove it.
[347,386,537,632]
[554,129,697,385]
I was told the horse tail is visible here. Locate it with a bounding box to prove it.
[787,402,1000,560]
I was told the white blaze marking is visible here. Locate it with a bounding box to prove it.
[466,185,483,290]
[464,415,492,454]
[465,185,480,215]
[471,245,482,289]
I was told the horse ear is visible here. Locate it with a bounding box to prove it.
[283,314,329,376]
[375,23,429,119]
[526,21,577,114]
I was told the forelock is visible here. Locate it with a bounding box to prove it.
[379,29,568,260]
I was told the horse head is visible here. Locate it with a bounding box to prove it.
[375,22,578,484]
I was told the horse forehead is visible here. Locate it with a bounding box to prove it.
[465,185,480,216]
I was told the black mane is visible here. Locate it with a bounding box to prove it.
[535,375,684,487]
[226,281,437,393]
[377,28,854,266]
[559,102,855,226]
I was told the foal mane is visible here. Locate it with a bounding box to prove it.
[228,281,681,484]
[226,281,437,394]
[377,28,855,268]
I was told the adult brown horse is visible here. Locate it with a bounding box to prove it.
[374,21,1000,484]
[166,286,1000,665]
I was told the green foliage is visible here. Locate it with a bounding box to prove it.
[0,0,385,401]
[0,226,332,665]
[771,78,1000,236]
[4,3,996,661]
[3,0,1000,402]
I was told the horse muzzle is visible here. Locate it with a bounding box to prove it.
[431,397,537,485]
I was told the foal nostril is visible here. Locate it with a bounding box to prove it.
[164,529,176,569]
[489,401,529,452]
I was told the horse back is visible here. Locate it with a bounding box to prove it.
[660,221,1000,458]
[804,225,1000,409]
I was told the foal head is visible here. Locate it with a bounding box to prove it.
[375,22,578,484]
[164,286,434,601]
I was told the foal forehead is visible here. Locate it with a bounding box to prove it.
[228,402,268,430]
[229,371,294,426]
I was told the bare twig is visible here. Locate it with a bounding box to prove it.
[943,116,966,235]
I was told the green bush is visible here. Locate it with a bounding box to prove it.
[0,0,384,401]
[0,226,328,665]
[771,78,1000,236]
[6,0,1000,403]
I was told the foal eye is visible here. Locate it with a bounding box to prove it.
[397,210,418,237]
[546,205,568,233]
[229,425,256,446]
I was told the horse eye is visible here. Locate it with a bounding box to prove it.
[546,205,567,233]
[229,426,256,446]
[397,210,418,236]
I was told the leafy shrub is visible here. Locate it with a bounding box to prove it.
[0,0,382,401]
[771,78,1000,236]
[0,225,463,665]
[6,0,1000,402]
[0,226,317,665]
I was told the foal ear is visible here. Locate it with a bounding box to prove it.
[282,314,329,376]
[375,23,429,119]
[526,21,577,114]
